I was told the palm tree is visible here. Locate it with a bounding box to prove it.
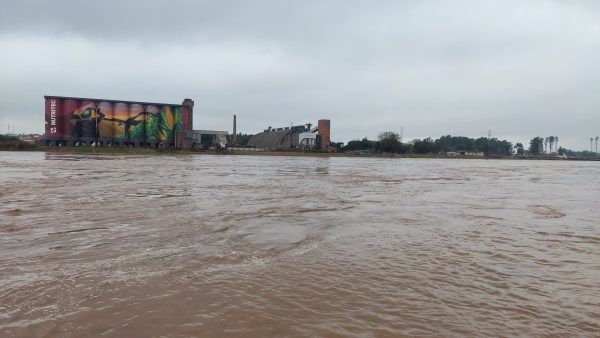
[591,138,594,153]
[554,136,559,151]
[549,136,555,153]
[595,136,599,154]
[544,137,549,154]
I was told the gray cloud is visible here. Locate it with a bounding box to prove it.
[1,0,599,149]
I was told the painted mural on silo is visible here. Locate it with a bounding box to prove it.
[44,98,63,139]
[62,99,78,139]
[44,97,191,144]
[158,106,182,142]
[128,104,145,142]
[110,103,129,141]
[70,101,99,140]
[145,105,160,143]
[97,102,113,139]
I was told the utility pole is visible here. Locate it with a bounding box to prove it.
[400,127,404,143]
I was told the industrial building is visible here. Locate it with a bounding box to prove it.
[44,95,330,151]
[246,119,331,151]
[185,130,229,149]
[43,96,232,149]
[44,96,194,147]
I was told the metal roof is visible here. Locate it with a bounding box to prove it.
[247,129,305,149]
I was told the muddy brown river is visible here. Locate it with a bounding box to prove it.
[0,152,599,337]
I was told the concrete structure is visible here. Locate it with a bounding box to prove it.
[174,130,228,149]
[44,96,193,147]
[246,125,308,149]
[246,119,331,151]
[43,96,230,150]
[299,132,317,149]
[317,119,331,151]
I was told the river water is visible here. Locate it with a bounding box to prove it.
[0,152,599,337]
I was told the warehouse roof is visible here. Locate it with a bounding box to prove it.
[247,130,288,148]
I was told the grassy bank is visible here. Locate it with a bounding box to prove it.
[39,146,203,155]
[32,147,484,159]
[3,146,447,158]
[3,145,599,161]
[229,151,441,159]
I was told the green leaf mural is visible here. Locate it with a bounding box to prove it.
[127,113,146,140]
[158,106,182,142]
[145,112,160,142]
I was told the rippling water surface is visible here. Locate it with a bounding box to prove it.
[1,152,599,337]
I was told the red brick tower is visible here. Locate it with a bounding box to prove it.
[182,98,194,131]
[318,119,331,151]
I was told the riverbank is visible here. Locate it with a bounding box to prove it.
[0,146,470,158]
[2,145,599,160]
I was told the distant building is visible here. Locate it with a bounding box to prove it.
[178,130,228,149]
[18,134,41,143]
[446,151,485,157]
[298,131,317,149]
[43,95,194,147]
[43,95,230,149]
[246,119,331,151]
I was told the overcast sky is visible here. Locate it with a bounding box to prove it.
[1,0,599,149]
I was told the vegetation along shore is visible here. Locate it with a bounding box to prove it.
[2,132,600,160]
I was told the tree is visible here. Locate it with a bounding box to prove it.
[591,138,594,153]
[376,131,402,153]
[558,147,567,156]
[330,142,344,151]
[344,138,376,151]
[595,136,599,154]
[413,138,438,154]
[515,142,524,157]
[548,136,555,153]
[559,147,595,158]
[529,137,544,155]
[435,135,474,152]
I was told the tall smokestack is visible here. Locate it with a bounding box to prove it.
[233,114,237,144]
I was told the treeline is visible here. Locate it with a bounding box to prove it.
[557,148,597,158]
[528,136,560,155]
[526,136,599,158]
[231,130,597,158]
[343,132,513,155]
[0,135,38,150]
